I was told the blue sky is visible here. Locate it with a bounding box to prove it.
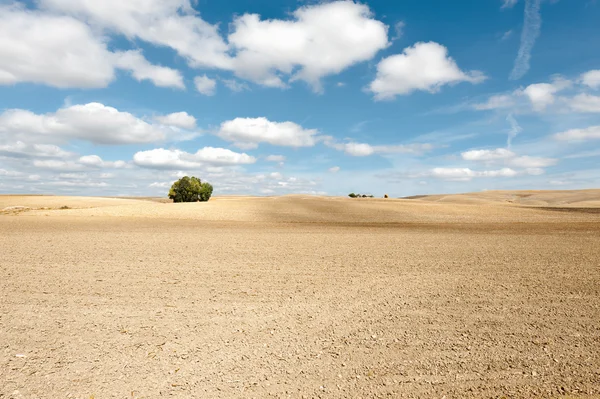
[1,0,599,197]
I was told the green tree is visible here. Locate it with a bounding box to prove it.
[198,182,213,202]
[348,193,357,198]
[168,176,213,202]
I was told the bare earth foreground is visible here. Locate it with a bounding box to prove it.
[1,191,599,399]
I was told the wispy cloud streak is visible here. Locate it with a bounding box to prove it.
[502,0,519,9]
[507,114,523,148]
[510,0,542,80]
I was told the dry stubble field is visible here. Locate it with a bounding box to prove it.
[1,191,599,399]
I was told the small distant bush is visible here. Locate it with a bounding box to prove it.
[384,194,389,199]
[59,205,71,210]
[168,176,213,203]
[348,193,357,198]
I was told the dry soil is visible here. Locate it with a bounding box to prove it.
[1,191,599,399]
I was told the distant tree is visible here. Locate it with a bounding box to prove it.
[362,194,367,198]
[168,176,213,202]
[368,195,374,198]
[348,193,357,198]
[384,194,389,199]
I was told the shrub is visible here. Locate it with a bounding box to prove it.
[384,194,389,199]
[168,176,213,202]
[198,182,213,202]
[348,193,357,198]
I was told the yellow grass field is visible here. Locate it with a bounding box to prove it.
[1,191,599,398]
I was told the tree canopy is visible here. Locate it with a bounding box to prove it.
[168,176,213,203]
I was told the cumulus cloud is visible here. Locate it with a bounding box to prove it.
[265,155,286,162]
[113,50,184,89]
[569,94,600,113]
[133,147,256,169]
[462,148,515,161]
[461,148,556,169]
[520,77,571,111]
[0,103,193,145]
[326,140,433,157]
[216,117,319,149]
[431,167,519,181]
[29,154,127,172]
[39,0,233,70]
[0,141,73,159]
[553,126,600,141]
[194,75,217,96]
[154,112,197,129]
[0,4,114,88]
[510,0,542,80]
[473,94,516,110]
[474,76,575,114]
[368,42,486,100]
[79,155,127,168]
[581,70,600,89]
[228,1,388,92]
[222,79,250,92]
[0,4,184,89]
[39,0,389,92]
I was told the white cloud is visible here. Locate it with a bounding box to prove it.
[553,126,600,141]
[154,112,197,129]
[133,147,256,169]
[114,50,184,89]
[431,167,518,181]
[194,75,217,96]
[39,0,233,70]
[522,83,557,111]
[368,42,486,100]
[474,76,572,114]
[222,79,250,92]
[507,114,522,148]
[149,182,170,188]
[33,159,86,171]
[501,30,514,41]
[0,4,114,88]
[462,148,556,169]
[228,1,388,91]
[328,166,340,173]
[581,70,600,89]
[510,0,541,80]
[0,141,73,158]
[508,155,556,168]
[473,94,515,110]
[216,117,319,149]
[392,21,405,41]
[521,77,571,111]
[79,155,127,168]
[327,140,434,157]
[0,4,184,89]
[569,94,600,113]
[462,148,515,161]
[502,0,519,9]
[265,155,286,162]
[0,103,187,145]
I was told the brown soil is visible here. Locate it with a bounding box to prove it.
[1,192,599,398]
